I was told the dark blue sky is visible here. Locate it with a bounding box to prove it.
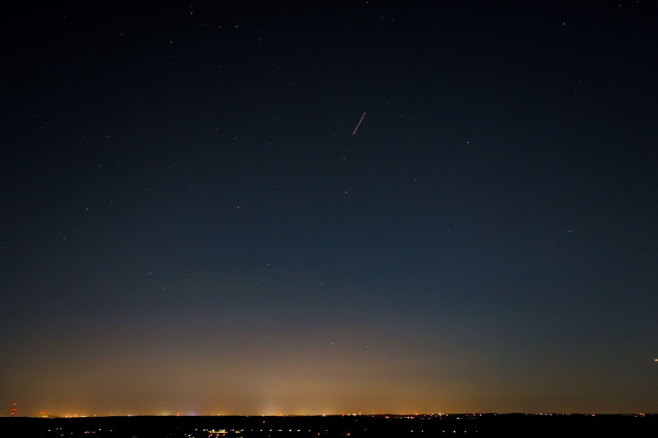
[1,1,657,415]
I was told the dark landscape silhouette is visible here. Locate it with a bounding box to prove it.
[2,413,657,438]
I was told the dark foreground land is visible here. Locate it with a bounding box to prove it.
[1,414,657,438]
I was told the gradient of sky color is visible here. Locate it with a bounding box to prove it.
[1,1,657,416]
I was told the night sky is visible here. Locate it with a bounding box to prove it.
[2,1,658,416]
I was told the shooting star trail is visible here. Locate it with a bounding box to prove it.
[352,112,366,135]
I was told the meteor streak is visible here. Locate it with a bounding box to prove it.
[352,112,366,135]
